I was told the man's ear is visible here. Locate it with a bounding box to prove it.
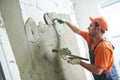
[97,26,101,31]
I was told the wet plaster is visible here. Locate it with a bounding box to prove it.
[24,13,87,80]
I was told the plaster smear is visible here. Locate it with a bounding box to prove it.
[24,13,88,80]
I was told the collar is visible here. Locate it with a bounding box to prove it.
[92,36,105,43]
[89,36,106,50]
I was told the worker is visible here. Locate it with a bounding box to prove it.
[56,17,119,80]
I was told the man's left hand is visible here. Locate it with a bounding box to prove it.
[68,58,81,65]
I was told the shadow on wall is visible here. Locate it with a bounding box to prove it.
[24,12,88,80]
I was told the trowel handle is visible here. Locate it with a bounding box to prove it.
[69,55,89,61]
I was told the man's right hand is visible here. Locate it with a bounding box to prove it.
[57,19,65,24]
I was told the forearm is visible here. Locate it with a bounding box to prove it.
[80,61,103,75]
[65,21,81,34]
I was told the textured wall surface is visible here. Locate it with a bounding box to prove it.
[19,0,90,80]
[23,13,88,80]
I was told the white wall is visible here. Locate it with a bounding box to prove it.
[70,0,101,29]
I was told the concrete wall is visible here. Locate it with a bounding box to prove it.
[0,0,31,79]
[0,0,101,80]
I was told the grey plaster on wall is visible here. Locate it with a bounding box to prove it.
[24,12,87,80]
[0,12,4,80]
[0,13,4,28]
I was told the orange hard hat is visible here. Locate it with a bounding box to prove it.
[89,16,108,31]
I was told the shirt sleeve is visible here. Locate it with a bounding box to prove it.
[80,30,90,42]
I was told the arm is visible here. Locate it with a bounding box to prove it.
[68,58,104,75]
[65,21,81,35]
[80,61,104,75]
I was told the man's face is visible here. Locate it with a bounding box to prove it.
[88,22,97,37]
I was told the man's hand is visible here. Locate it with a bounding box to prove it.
[57,19,65,24]
[68,58,81,65]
